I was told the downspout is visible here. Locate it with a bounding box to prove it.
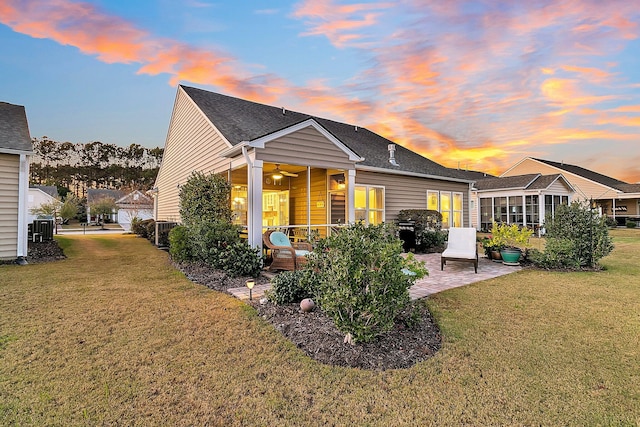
[16,153,29,265]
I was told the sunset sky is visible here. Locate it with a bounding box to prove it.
[1,0,639,182]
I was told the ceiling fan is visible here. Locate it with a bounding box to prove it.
[272,164,298,179]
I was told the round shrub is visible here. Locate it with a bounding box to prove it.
[305,222,427,344]
[626,220,637,228]
[268,270,311,305]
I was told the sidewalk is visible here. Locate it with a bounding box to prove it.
[227,253,520,301]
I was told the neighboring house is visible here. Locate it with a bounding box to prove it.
[471,173,574,232]
[0,102,33,263]
[503,157,640,225]
[86,189,125,224]
[116,190,154,232]
[154,85,476,248]
[27,185,59,224]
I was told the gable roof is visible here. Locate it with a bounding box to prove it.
[115,190,153,207]
[475,173,572,192]
[30,185,59,198]
[87,189,126,203]
[0,102,33,153]
[180,85,473,183]
[531,158,627,191]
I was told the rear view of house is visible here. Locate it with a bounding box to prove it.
[0,102,33,263]
[154,85,475,247]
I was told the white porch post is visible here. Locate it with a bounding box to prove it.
[306,166,311,234]
[17,153,29,261]
[522,195,526,227]
[248,160,263,249]
[538,193,544,236]
[612,198,616,223]
[347,169,356,224]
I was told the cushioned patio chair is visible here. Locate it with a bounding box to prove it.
[441,227,478,273]
[263,230,312,272]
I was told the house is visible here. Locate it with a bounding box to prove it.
[502,157,640,225]
[471,173,574,232]
[86,188,125,224]
[0,102,33,263]
[154,85,476,248]
[115,190,154,232]
[27,185,59,224]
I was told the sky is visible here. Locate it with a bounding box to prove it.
[1,0,640,182]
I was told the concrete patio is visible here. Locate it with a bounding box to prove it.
[227,253,520,301]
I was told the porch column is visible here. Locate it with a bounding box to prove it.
[347,169,356,224]
[612,198,616,223]
[248,160,263,249]
[538,193,544,236]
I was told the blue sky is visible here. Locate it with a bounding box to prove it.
[1,0,639,181]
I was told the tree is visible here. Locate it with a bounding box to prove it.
[59,195,79,224]
[179,171,232,228]
[89,197,118,229]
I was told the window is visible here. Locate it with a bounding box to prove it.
[509,196,523,225]
[355,185,384,225]
[494,197,507,223]
[480,197,492,231]
[427,190,464,228]
[525,195,539,225]
[453,192,463,227]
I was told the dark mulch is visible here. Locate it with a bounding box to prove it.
[27,240,67,263]
[174,260,443,370]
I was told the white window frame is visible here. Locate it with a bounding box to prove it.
[427,190,464,228]
[354,185,385,225]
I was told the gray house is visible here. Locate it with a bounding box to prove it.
[0,102,33,262]
[154,85,475,247]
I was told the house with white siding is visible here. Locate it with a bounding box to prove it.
[27,185,59,224]
[471,173,574,233]
[154,85,476,248]
[0,102,33,263]
[503,157,640,226]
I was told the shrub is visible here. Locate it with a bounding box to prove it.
[189,220,241,263]
[305,222,427,344]
[168,226,192,262]
[215,241,263,278]
[416,229,447,253]
[626,220,637,228]
[605,216,618,228]
[132,218,154,239]
[529,239,580,269]
[267,270,312,305]
[179,171,232,227]
[538,201,613,269]
[144,219,156,243]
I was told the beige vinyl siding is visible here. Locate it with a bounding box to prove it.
[257,126,354,170]
[155,89,232,221]
[0,154,19,259]
[547,179,573,195]
[503,159,617,200]
[355,170,470,225]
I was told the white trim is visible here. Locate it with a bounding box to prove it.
[347,169,356,224]
[0,147,33,156]
[354,184,385,225]
[17,154,30,258]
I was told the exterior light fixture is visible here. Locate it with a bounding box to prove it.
[245,279,255,300]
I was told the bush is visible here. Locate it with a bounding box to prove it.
[416,229,447,253]
[605,216,618,228]
[179,171,232,227]
[215,241,263,278]
[168,226,192,262]
[268,270,312,305]
[529,239,580,269]
[132,218,155,239]
[144,219,156,243]
[189,220,241,263]
[626,220,637,228]
[537,201,613,269]
[305,223,427,344]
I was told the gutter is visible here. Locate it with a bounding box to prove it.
[355,165,474,184]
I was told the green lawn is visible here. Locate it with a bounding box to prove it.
[1,231,639,425]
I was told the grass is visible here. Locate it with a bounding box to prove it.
[1,231,639,425]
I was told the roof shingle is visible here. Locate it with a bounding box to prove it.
[0,102,33,153]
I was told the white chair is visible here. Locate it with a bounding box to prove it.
[441,227,478,273]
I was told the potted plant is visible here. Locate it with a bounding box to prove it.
[489,222,533,265]
[481,236,505,261]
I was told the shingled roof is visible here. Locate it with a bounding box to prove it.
[181,85,473,182]
[475,173,568,191]
[532,158,627,191]
[0,102,33,153]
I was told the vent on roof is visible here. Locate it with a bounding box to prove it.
[282,107,286,115]
[388,144,399,167]
[355,125,358,132]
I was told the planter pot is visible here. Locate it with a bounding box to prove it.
[490,250,503,261]
[500,248,522,265]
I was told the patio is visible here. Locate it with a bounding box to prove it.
[227,253,521,301]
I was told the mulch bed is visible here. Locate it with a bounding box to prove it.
[27,240,67,263]
[174,260,443,370]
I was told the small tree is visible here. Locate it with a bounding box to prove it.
[29,200,62,220]
[89,197,118,229]
[59,195,79,224]
[537,201,613,269]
